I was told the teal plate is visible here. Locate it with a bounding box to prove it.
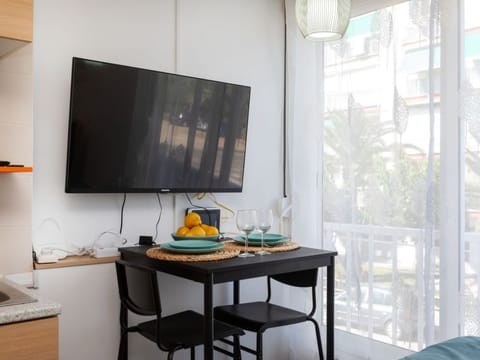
[169,240,219,250]
[233,234,288,243]
[248,233,287,241]
[171,233,219,241]
[233,236,288,247]
[161,241,224,254]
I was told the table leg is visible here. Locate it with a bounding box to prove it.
[233,280,240,304]
[326,260,335,360]
[204,274,214,360]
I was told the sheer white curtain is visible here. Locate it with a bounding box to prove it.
[282,1,323,358]
[285,0,442,358]
[284,2,323,248]
[460,0,480,340]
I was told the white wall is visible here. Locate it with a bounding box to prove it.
[33,0,285,251]
[0,44,33,275]
[33,0,285,359]
[32,0,178,251]
[36,263,120,360]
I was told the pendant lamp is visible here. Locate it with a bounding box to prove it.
[295,0,351,41]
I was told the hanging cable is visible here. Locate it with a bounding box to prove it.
[154,193,163,243]
[119,193,127,234]
[185,193,196,207]
[199,192,235,220]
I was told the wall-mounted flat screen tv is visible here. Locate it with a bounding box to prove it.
[65,57,251,193]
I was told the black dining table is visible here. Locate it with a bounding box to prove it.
[119,245,337,360]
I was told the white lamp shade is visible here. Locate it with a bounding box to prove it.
[295,0,352,41]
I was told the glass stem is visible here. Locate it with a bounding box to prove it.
[261,231,264,252]
[245,233,248,254]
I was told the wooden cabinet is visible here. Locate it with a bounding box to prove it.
[0,316,59,360]
[0,0,33,42]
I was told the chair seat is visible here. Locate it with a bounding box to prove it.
[138,310,244,350]
[214,302,308,333]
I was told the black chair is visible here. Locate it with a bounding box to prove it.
[115,259,244,360]
[214,268,323,360]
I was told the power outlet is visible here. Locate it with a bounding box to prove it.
[186,207,220,230]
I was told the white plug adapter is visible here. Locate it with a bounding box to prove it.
[93,247,119,258]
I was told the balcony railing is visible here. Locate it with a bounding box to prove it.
[323,222,480,350]
[323,222,431,350]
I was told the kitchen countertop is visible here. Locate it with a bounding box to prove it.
[0,279,61,325]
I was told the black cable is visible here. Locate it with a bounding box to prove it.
[119,193,127,234]
[185,193,195,207]
[154,193,163,243]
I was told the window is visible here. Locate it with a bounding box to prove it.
[323,1,440,351]
[286,0,480,357]
[319,0,480,356]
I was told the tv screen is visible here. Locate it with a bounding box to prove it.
[65,57,251,193]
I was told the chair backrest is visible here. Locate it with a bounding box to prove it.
[271,268,319,288]
[115,259,161,317]
[268,268,319,317]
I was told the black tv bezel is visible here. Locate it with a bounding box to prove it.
[65,57,251,194]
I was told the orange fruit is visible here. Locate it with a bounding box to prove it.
[204,226,219,236]
[200,224,210,231]
[176,226,189,236]
[185,212,202,228]
[186,225,206,237]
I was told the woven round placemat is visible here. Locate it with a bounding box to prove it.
[146,246,240,262]
[224,240,300,253]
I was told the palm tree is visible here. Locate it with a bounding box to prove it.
[324,101,395,224]
[324,99,428,227]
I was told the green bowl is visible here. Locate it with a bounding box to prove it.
[171,233,220,241]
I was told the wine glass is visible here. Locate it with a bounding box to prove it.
[256,209,273,255]
[236,209,257,258]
